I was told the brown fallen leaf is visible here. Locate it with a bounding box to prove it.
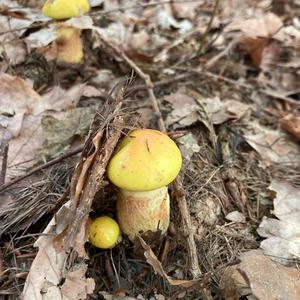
[60,264,95,300]
[222,250,300,300]
[22,204,73,299]
[138,236,199,288]
[280,114,300,141]
[257,180,300,265]
[165,92,198,127]
[0,74,101,179]
[23,202,94,300]
[171,1,202,20]
[0,73,43,137]
[0,39,27,66]
[244,122,300,166]
[225,12,283,39]
[165,90,251,128]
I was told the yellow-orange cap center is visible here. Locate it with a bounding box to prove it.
[107,129,182,191]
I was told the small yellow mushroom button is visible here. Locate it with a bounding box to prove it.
[89,216,120,249]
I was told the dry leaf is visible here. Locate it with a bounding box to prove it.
[280,114,300,140]
[257,180,300,265]
[138,236,199,288]
[225,12,283,38]
[223,250,300,300]
[23,202,94,300]
[0,74,100,178]
[172,2,203,20]
[0,39,27,65]
[200,98,251,125]
[165,92,199,127]
[239,38,281,70]
[225,211,246,223]
[244,122,300,166]
[60,265,95,300]
[178,133,200,160]
[22,203,71,299]
[0,73,43,137]
[165,90,251,128]
[42,84,100,111]
[0,0,48,44]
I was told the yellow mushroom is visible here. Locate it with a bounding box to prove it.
[107,129,182,240]
[89,216,120,249]
[42,0,90,64]
[43,0,90,20]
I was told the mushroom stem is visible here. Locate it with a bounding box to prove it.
[116,186,170,241]
[54,24,84,64]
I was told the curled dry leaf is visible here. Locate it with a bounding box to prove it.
[138,236,199,288]
[223,250,300,300]
[257,180,300,265]
[0,39,27,66]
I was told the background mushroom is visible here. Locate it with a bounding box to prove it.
[107,129,182,240]
[42,0,90,64]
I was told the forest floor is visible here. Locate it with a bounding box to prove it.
[0,1,300,299]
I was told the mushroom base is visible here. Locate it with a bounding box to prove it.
[116,186,170,241]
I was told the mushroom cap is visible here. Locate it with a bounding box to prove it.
[107,129,182,191]
[88,216,120,249]
[42,0,90,20]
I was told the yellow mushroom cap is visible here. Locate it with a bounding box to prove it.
[42,0,90,20]
[107,129,182,191]
[89,216,120,249]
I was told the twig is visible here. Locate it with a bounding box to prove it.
[205,39,237,69]
[197,0,220,55]
[98,35,201,278]
[0,145,83,193]
[0,131,11,186]
[172,176,201,278]
[126,72,196,95]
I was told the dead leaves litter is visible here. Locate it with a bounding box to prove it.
[23,91,125,299]
[257,180,300,265]
[0,73,101,179]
